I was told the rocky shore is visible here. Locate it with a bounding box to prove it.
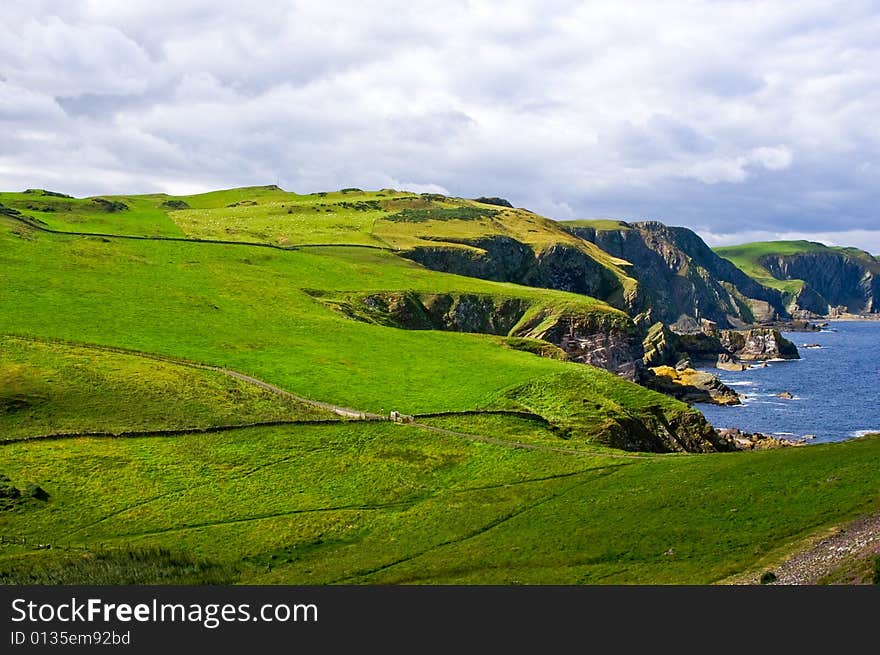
[646,365,741,406]
[715,428,807,450]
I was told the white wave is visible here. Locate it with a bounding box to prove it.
[850,429,880,438]
[725,381,755,387]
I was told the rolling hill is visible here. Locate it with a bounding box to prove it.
[2,185,880,585]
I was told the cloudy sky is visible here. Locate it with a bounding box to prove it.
[2,1,878,250]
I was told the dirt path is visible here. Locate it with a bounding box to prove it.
[767,511,880,584]
[727,508,880,585]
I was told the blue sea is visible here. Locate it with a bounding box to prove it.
[697,321,880,443]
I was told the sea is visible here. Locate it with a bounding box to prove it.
[696,320,880,443]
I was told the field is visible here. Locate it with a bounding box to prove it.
[2,188,880,584]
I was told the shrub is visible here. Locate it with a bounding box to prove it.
[760,571,777,585]
[474,196,513,208]
[160,200,191,210]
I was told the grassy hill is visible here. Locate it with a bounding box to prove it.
[0,187,639,311]
[716,241,880,314]
[714,241,824,294]
[2,186,880,584]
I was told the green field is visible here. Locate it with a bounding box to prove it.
[2,187,879,584]
[4,421,879,584]
[715,240,835,294]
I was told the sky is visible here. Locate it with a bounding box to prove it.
[2,1,878,251]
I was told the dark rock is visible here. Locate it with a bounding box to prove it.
[760,249,880,315]
[563,220,788,328]
[716,353,747,371]
[402,236,629,312]
[25,484,49,501]
[160,199,191,210]
[0,474,21,500]
[90,197,129,212]
[23,189,73,198]
[473,196,514,208]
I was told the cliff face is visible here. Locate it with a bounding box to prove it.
[563,221,787,328]
[761,251,879,315]
[317,290,645,380]
[529,314,644,380]
[719,328,800,361]
[402,236,631,311]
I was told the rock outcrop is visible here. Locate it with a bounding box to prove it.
[563,220,787,328]
[402,238,629,311]
[647,366,741,405]
[716,428,803,450]
[761,250,880,315]
[317,290,645,380]
[720,328,800,361]
[533,314,644,380]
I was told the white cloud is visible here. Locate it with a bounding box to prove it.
[0,1,877,247]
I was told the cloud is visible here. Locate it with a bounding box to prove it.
[0,0,878,249]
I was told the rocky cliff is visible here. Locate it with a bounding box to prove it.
[761,250,879,315]
[402,237,634,311]
[315,290,645,380]
[716,241,880,317]
[562,220,787,329]
[719,328,800,361]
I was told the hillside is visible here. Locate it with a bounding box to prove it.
[0,194,714,450]
[716,241,880,316]
[3,185,880,586]
[562,220,787,329]
[0,188,640,314]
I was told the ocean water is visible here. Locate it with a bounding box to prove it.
[696,321,880,443]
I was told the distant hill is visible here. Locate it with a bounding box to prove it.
[716,241,880,316]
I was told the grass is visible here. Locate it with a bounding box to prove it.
[715,241,840,295]
[562,219,632,231]
[0,547,238,585]
[0,190,184,237]
[3,185,880,585]
[0,336,331,440]
[1,187,640,313]
[0,216,643,419]
[2,421,879,584]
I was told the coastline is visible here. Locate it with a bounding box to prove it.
[696,320,879,444]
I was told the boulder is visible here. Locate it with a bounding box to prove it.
[647,366,741,405]
[720,328,800,361]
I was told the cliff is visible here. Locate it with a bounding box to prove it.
[368,196,643,314]
[562,220,787,329]
[715,241,880,316]
[314,289,646,380]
